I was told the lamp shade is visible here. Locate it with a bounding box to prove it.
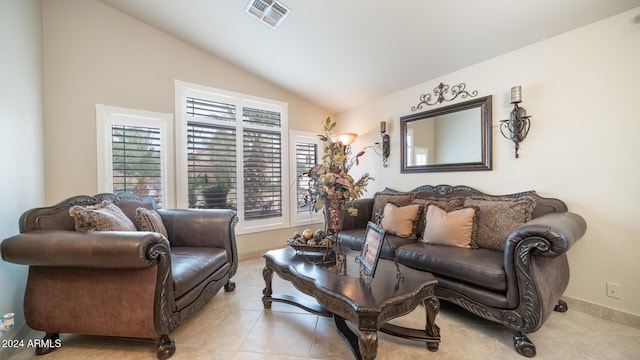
[335,132,358,146]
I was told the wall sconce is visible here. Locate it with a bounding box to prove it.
[334,132,358,146]
[375,121,390,167]
[500,86,531,158]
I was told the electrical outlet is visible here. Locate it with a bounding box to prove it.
[606,282,622,299]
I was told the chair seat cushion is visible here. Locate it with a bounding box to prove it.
[395,243,506,292]
[171,247,228,298]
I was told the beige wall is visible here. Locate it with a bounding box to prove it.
[337,8,640,316]
[36,0,640,318]
[0,0,44,345]
[42,0,329,255]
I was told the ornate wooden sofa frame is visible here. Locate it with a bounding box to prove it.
[338,185,587,357]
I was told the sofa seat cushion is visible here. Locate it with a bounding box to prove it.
[339,229,416,260]
[171,247,228,298]
[395,243,506,292]
[338,229,366,251]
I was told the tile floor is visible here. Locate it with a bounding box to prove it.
[8,255,640,360]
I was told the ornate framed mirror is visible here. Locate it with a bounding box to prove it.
[400,95,492,173]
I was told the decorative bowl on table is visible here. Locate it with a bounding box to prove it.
[287,229,335,253]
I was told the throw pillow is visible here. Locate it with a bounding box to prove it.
[421,205,477,248]
[69,201,137,232]
[463,196,536,251]
[410,197,465,238]
[136,207,168,239]
[371,192,412,223]
[380,203,421,238]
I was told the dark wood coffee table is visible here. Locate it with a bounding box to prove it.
[262,247,440,360]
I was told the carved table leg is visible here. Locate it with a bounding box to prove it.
[262,266,274,309]
[424,296,441,351]
[359,330,378,360]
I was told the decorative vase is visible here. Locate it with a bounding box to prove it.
[324,195,345,235]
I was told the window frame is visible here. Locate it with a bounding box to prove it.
[289,130,323,226]
[96,104,174,208]
[175,80,289,234]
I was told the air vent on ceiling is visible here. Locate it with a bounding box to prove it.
[245,0,290,29]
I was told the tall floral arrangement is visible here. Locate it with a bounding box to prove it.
[308,118,374,231]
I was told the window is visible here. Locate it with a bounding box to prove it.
[96,104,174,208]
[175,81,289,233]
[289,131,323,225]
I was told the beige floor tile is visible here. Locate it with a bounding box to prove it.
[240,312,318,357]
[175,309,262,350]
[233,351,306,360]
[308,317,354,360]
[6,256,640,360]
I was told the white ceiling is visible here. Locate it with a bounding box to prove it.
[99,0,640,113]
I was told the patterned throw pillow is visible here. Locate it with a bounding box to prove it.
[371,192,412,223]
[69,201,137,232]
[463,196,536,251]
[421,205,477,248]
[136,207,168,239]
[380,203,422,238]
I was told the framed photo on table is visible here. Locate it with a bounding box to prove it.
[358,221,386,277]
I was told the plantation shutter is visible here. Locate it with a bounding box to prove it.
[186,122,237,209]
[185,97,238,209]
[243,107,282,220]
[180,84,287,229]
[295,141,318,213]
[111,125,163,206]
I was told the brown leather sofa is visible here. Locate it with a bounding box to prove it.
[1,192,238,359]
[338,185,587,358]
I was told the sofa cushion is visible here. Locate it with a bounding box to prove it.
[422,205,477,248]
[380,203,421,238]
[396,243,507,292]
[135,207,168,239]
[411,195,465,211]
[69,201,137,232]
[410,196,465,238]
[338,229,416,260]
[464,196,536,251]
[371,192,412,223]
[171,247,228,298]
[338,228,366,251]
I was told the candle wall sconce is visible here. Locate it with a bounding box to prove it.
[374,121,390,167]
[500,86,531,158]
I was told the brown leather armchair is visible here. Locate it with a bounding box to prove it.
[1,192,238,359]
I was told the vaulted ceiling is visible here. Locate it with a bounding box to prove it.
[99,0,640,113]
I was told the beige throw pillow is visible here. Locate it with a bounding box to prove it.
[371,192,413,223]
[136,207,168,239]
[380,203,421,238]
[422,205,477,248]
[410,197,465,238]
[69,201,137,232]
